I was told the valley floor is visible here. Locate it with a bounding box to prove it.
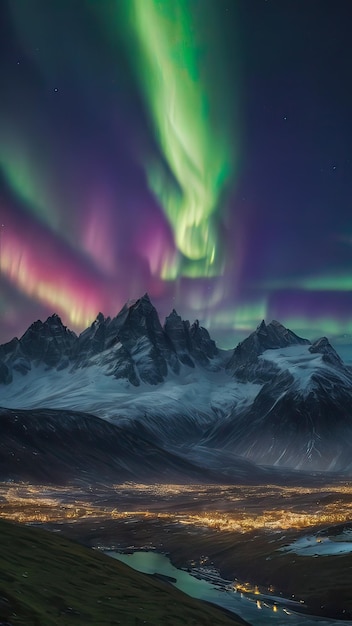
[1,480,352,622]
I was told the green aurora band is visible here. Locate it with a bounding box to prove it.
[0,127,58,231]
[116,0,239,278]
[264,274,352,292]
[0,120,76,248]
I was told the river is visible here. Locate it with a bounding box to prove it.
[106,550,351,626]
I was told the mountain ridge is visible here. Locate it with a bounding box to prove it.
[0,293,220,386]
[1,294,352,475]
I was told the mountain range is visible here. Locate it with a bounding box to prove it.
[1,293,352,482]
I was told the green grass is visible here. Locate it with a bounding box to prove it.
[0,519,246,626]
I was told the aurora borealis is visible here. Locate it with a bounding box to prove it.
[115,0,237,278]
[0,0,352,346]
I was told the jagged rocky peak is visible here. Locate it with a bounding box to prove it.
[258,319,310,349]
[118,293,161,336]
[227,319,310,370]
[164,310,218,366]
[139,292,152,304]
[21,313,73,338]
[80,311,109,335]
[95,312,106,325]
[75,312,110,360]
[122,293,163,335]
[46,313,63,327]
[309,336,345,368]
[164,309,184,334]
[0,337,20,359]
[21,313,76,343]
[10,313,77,369]
[132,292,153,313]
[189,319,218,362]
[115,293,179,384]
[164,309,194,367]
[164,308,183,326]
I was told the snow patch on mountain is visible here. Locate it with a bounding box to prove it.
[259,344,352,395]
[0,360,261,428]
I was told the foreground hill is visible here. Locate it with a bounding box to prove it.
[0,519,247,626]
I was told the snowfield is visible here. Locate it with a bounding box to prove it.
[259,344,352,395]
[282,531,352,556]
[0,359,262,430]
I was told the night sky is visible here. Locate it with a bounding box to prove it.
[1,0,352,347]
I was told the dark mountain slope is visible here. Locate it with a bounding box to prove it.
[0,406,274,484]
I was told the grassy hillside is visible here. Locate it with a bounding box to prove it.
[0,519,246,625]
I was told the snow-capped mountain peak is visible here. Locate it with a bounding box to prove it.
[1,300,352,474]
